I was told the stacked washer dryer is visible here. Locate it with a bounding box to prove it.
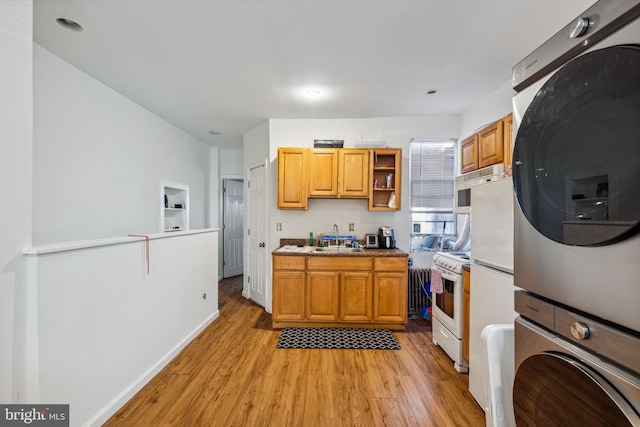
[511,0,640,425]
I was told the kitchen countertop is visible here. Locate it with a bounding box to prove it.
[273,245,407,257]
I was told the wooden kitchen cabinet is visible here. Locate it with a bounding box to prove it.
[369,148,402,211]
[502,113,514,175]
[272,254,407,329]
[272,256,306,321]
[277,148,308,209]
[373,258,408,323]
[478,119,504,169]
[463,267,471,363]
[306,271,340,321]
[278,147,401,210]
[309,148,369,198]
[459,113,512,174]
[308,149,338,196]
[341,271,373,322]
[338,149,369,197]
[460,134,479,174]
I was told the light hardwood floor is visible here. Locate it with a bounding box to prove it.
[105,276,485,426]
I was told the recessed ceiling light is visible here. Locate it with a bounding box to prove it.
[208,130,221,135]
[305,90,321,99]
[425,89,438,95]
[56,18,84,32]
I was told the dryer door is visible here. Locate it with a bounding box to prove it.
[513,45,640,246]
[513,352,640,426]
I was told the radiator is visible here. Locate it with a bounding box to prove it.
[408,268,431,317]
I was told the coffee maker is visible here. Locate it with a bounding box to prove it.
[378,226,396,249]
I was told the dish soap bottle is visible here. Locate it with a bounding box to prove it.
[309,232,313,246]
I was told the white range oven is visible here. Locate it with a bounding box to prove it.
[431,251,470,373]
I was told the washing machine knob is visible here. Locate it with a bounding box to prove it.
[570,322,591,340]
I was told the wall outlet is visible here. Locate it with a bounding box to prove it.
[276,222,282,231]
[349,223,354,231]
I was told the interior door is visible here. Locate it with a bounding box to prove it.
[223,179,244,278]
[248,164,267,308]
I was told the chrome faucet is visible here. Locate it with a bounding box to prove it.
[332,224,339,246]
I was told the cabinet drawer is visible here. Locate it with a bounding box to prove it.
[374,257,407,271]
[307,256,372,271]
[273,256,306,270]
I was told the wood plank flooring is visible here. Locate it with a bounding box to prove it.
[105,276,485,426]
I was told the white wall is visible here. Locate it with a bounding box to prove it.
[220,149,244,176]
[33,45,211,245]
[459,79,514,139]
[27,230,219,426]
[0,0,33,403]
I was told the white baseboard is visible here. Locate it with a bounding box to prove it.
[83,310,220,427]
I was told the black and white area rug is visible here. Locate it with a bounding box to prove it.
[276,327,401,350]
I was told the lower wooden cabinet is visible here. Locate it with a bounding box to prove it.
[272,254,407,329]
[307,271,340,321]
[374,272,407,322]
[340,272,373,322]
[272,270,306,321]
[463,267,471,363]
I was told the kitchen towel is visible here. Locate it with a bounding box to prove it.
[430,265,443,294]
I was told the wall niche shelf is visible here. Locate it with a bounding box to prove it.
[160,180,189,233]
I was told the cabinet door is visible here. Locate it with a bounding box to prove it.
[341,272,373,322]
[306,271,340,321]
[478,120,504,168]
[502,113,514,175]
[309,149,338,196]
[277,148,308,209]
[460,134,478,174]
[272,271,306,321]
[463,268,471,363]
[339,149,369,197]
[373,272,407,323]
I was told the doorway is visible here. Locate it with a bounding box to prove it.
[222,179,244,278]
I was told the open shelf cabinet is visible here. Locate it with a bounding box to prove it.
[369,148,401,211]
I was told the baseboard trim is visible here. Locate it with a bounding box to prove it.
[84,310,220,426]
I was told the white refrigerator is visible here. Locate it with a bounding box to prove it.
[468,177,517,419]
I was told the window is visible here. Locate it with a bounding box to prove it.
[409,139,456,251]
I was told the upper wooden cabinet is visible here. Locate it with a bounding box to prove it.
[278,147,400,210]
[339,149,369,198]
[308,149,338,196]
[459,113,513,174]
[478,120,504,168]
[277,148,308,209]
[309,148,369,198]
[460,134,479,174]
[369,148,401,211]
[502,113,514,175]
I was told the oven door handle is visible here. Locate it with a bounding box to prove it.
[440,271,458,282]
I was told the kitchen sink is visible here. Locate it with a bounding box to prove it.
[313,246,365,253]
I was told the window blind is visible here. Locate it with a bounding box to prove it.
[410,140,455,212]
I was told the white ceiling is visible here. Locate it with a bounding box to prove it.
[33,0,595,149]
